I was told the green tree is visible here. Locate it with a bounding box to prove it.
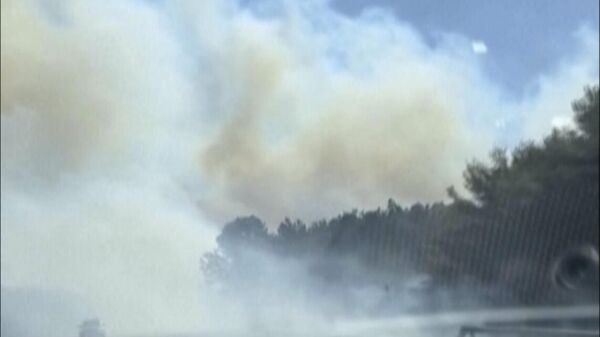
[459,86,599,207]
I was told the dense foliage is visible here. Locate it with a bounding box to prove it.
[202,86,599,313]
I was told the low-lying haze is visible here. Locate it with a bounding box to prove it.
[1,0,598,335]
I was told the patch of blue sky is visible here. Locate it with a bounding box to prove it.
[332,0,599,98]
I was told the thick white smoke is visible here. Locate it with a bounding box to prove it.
[1,0,215,334]
[193,2,497,224]
[1,0,598,336]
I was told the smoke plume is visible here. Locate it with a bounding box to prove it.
[1,0,598,335]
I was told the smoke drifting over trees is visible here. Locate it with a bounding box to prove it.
[203,87,599,331]
[1,0,598,335]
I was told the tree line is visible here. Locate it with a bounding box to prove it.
[202,86,599,313]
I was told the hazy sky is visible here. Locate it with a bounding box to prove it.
[332,0,600,96]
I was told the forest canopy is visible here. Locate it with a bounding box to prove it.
[202,86,599,313]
